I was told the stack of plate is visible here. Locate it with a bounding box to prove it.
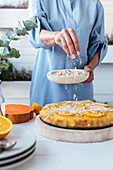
[0,126,36,170]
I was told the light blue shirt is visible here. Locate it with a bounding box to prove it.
[29,0,108,106]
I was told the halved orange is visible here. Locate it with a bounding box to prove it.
[32,102,43,115]
[0,116,13,139]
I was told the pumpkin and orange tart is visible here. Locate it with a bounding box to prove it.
[5,104,34,124]
[39,100,113,129]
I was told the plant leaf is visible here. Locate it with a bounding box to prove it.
[13,28,26,36]
[0,62,8,68]
[5,31,14,40]
[0,39,3,47]
[0,36,9,47]
[23,28,29,35]
[1,36,7,41]
[3,54,12,58]
[2,40,9,47]
[93,99,96,103]
[5,30,20,40]
[3,48,20,58]
[3,47,10,55]
[104,102,108,104]
[23,20,37,31]
[11,48,20,58]
[8,46,11,52]
[1,40,9,47]
[13,37,20,40]
[18,21,23,29]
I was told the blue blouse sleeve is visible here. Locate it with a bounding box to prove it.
[28,0,52,49]
[87,1,108,65]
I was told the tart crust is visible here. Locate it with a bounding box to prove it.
[5,104,34,124]
[40,100,113,128]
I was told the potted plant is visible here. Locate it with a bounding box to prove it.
[0,17,37,115]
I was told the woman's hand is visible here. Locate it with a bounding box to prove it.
[82,46,101,84]
[54,28,80,59]
[82,65,94,84]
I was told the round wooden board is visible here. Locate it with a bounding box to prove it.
[35,116,113,143]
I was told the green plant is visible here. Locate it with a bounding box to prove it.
[0,17,37,70]
[0,63,32,81]
[104,101,108,104]
[93,99,96,102]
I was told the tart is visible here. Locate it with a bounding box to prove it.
[40,100,113,128]
[5,104,34,124]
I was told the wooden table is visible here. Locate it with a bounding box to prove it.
[9,117,113,170]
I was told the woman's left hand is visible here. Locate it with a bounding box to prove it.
[82,65,94,84]
[81,46,101,84]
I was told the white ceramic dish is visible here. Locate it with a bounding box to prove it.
[0,147,35,170]
[0,143,36,164]
[47,69,89,84]
[0,125,36,160]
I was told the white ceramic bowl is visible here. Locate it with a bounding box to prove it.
[47,69,89,84]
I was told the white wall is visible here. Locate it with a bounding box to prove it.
[1,81,31,105]
[101,0,113,35]
[0,9,36,71]
[94,64,113,106]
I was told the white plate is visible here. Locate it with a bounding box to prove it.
[0,125,36,160]
[0,143,36,164]
[47,69,89,84]
[0,147,35,170]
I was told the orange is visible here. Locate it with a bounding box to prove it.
[32,102,43,115]
[0,116,13,139]
[56,111,76,116]
[81,111,105,118]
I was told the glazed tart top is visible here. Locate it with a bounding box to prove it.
[41,100,113,118]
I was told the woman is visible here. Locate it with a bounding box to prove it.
[29,0,108,106]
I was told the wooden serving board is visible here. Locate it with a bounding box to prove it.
[35,116,113,143]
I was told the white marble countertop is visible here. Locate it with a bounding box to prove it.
[3,117,113,170]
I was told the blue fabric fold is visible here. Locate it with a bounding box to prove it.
[29,17,51,49]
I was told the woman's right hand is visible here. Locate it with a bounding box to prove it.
[54,28,80,59]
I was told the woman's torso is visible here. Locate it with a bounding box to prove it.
[30,0,99,105]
